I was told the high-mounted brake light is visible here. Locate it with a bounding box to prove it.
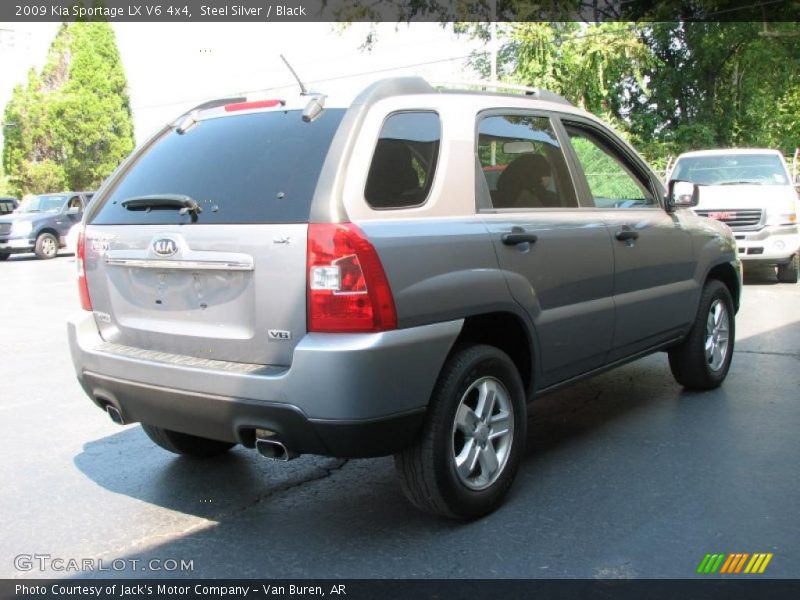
[307,223,397,333]
[224,99,284,112]
[76,226,92,311]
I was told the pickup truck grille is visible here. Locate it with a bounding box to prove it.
[0,223,11,236]
[694,208,763,230]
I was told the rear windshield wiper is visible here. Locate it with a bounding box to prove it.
[120,194,203,221]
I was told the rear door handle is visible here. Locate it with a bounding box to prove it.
[502,227,538,246]
[615,229,639,242]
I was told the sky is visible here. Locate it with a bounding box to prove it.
[0,22,485,149]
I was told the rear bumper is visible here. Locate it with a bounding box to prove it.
[68,312,462,457]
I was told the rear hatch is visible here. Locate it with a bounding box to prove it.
[84,106,345,366]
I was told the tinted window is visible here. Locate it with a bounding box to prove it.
[565,125,655,208]
[91,109,345,225]
[477,115,577,209]
[365,112,440,209]
[671,154,789,186]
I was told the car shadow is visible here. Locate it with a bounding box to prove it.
[2,253,73,262]
[69,321,799,578]
[743,264,779,286]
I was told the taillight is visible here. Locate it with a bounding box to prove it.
[77,227,92,311]
[307,223,397,333]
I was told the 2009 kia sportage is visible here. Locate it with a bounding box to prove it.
[68,78,741,519]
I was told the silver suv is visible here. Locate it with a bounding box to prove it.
[68,78,741,519]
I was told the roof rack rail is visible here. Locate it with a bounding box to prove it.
[432,80,573,106]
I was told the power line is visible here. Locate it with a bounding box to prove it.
[131,53,472,112]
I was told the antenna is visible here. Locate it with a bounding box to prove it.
[280,54,308,96]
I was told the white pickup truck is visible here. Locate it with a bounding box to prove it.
[669,148,799,283]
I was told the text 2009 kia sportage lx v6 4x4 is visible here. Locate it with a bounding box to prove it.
[68,78,741,519]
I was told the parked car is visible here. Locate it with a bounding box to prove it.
[668,148,799,283]
[68,78,741,519]
[0,197,19,215]
[0,191,93,260]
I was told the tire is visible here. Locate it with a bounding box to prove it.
[141,424,235,458]
[669,280,735,390]
[777,253,798,284]
[34,232,59,260]
[394,344,527,519]
[0,253,9,261]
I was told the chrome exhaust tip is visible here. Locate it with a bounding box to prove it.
[254,429,297,461]
[105,404,124,425]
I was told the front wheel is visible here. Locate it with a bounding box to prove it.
[0,253,9,261]
[34,232,59,259]
[777,253,798,284]
[669,280,735,390]
[141,424,236,458]
[394,344,527,519]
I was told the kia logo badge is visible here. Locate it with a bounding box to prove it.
[153,238,178,257]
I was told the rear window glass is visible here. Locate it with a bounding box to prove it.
[91,109,345,225]
[365,111,440,209]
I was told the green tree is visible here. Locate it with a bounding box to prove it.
[628,22,800,157]
[476,22,800,165]
[2,22,134,196]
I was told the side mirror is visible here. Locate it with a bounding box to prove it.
[666,180,700,211]
[65,206,81,215]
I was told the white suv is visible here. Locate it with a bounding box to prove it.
[669,148,799,283]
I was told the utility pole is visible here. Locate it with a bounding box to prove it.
[489,0,498,82]
[489,0,498,166]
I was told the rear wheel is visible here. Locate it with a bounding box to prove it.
[777,253,798,284]
[141,424,235,458]
[0,253,9,261]
[669,280,735,390]
[34,232,59,260]
[394,344,526,519]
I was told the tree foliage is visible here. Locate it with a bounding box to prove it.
[476,22,800,166]
[2,22,134,196]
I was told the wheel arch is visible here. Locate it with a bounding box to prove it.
[36,227,61,242]
[705,261,741,313]
[450,311,536,400]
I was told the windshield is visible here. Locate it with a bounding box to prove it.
[670,154,789,186]
[17,194,68,213]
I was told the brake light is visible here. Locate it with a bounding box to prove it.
[307,223,397,333]
[76,227,92,311]
[224,99,283,112]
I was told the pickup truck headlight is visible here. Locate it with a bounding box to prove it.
[10,220,33,235]
[766,212,797,226]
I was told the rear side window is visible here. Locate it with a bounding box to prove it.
[477,115,578,209]
[91,109,345,225]
[365,111,440,209]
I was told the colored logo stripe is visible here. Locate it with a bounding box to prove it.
[698,553,773,574]
[744,553,773,574]
[697,554,726,574]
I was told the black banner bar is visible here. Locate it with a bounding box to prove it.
[3,579,800,600]
[1,0,798,23]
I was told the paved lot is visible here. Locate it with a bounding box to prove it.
[1,252,798,579]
